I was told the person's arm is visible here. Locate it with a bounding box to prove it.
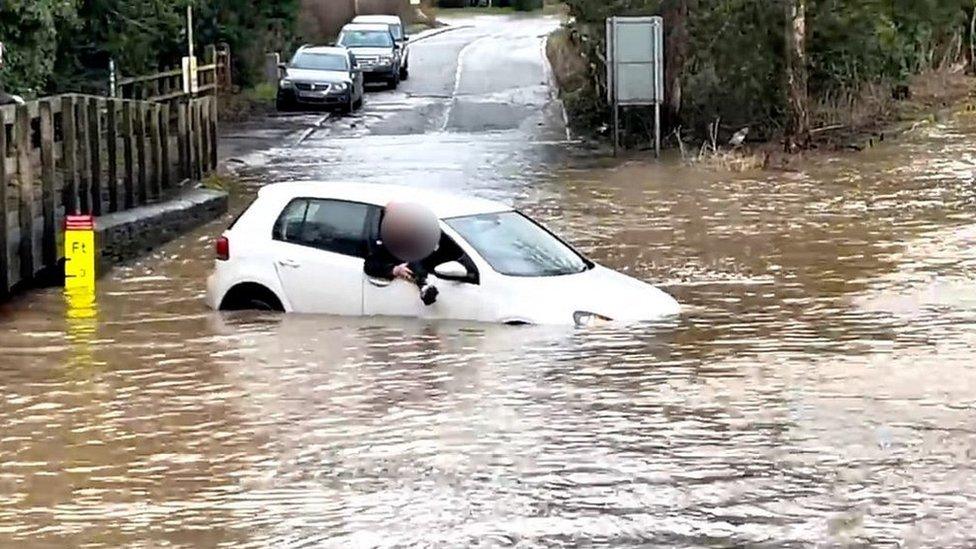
[364,252,397,279]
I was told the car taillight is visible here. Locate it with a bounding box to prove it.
[215,236,229,261]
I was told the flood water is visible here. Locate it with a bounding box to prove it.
[2,110,976,547]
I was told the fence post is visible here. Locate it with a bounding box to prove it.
[160,104,171,189]
[208,95,218,171]
[149,104,162,199]
[109,59,118,98]
[76,97,91,214]
[135,103,148,204]
[205,44,217,93]
[88,98,103,215]
[265,53,281,84]
[106,100,119,212]
[190,100,201,180]
[61,96,79,215]
[177,101,188,181]
[196,100,206,179]
[15,105,34,282]
[199,99,210,176]
[122,102,135,209]
[0,109,8,293]
[217,43,233,90]
[39,100,57,269]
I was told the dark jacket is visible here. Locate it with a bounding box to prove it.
[363,240,458,281]
[363,243,406,279]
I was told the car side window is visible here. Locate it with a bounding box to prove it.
[272,199,308,242]
[366,209,480,284]
[273,198,372,258]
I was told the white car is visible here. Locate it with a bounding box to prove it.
[206,182,680,325]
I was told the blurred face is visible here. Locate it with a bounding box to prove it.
[381,201,441,262]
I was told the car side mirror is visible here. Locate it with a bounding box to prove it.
[403,36,410,42]
[434,261,469,280]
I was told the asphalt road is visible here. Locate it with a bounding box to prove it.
[219,14,571,197]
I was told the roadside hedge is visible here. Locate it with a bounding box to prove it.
[562,0,975,141]
[0,0,303,97]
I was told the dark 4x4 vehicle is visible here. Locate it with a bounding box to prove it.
[337,23,403,89]
[351,15,410,81]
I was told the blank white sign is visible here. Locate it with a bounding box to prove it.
[608,16,663,105]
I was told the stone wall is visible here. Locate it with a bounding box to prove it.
[96,189,228,270]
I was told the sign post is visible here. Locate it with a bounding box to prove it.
[606,16,664,157]
[182,5,198,95]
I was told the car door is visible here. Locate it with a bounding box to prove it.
[270,198,372,315]
[363,223,489,321]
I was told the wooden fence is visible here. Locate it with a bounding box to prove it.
[116,44,232,102]
[0,94,218,294]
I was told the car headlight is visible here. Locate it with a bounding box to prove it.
[379,55,394,64]
[333,82,349,91]
[573,311,613,327]
[278,78,293,89]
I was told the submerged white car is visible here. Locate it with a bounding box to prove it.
[206,182,680,325]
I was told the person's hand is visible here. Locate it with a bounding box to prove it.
[392,263,413,280]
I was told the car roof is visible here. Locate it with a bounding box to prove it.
[258,182,511,218]
[297,45,349,56]
[340,23,394,32]
[352,15,402,25]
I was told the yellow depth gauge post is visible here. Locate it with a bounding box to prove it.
[64,214,97,316]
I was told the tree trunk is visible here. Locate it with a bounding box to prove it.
[663,0,691,126]
[785,0,810,151]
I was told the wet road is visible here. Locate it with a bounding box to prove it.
[220,13,570,179]
[3,14,976,549]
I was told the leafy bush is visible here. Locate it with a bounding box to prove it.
[561,0,974,140]
[0,0,78,96]
[0,0,302,95]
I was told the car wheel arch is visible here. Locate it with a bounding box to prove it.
[502,317,534,326]
[219,282,286,312]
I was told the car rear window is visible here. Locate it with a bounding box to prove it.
[290,52,349,71]
[272,198,374,258]
[338,30,394,48]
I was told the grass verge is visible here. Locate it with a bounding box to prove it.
[218,83,277,124]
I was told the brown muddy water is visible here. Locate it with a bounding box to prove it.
[2,113,976,547]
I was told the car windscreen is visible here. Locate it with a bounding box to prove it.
[446,212,590,277]
[338,30,394,48]
[388,24,404,40]
[290,52,348,71]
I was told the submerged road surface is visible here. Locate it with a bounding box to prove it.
[3,13,976,549]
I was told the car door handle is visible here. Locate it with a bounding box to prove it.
[277,259,301,269]
[367,277,391,288]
